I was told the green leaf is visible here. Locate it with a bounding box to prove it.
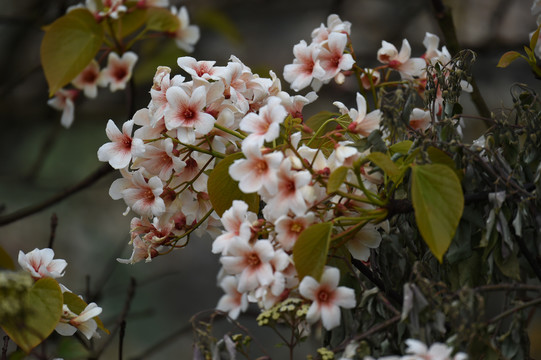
[146,7,180,32]
[207,152,259,217]
[530,24,541,53]
[494,244,521,280]
[293,222,333,281]
[63,291,109,334]
[0,245,15,270]
[41,9,104,96]
[305,111,338,133]
[388,140,413,156]
[411,164,464,263]
[366,152,400,182]
[327,166,348,194]
[195,9,243,45]
[427,146,463,181]
[56,337,90,359]
[524,46,535,62]
[116,8,148,39]
[496,51,522,68]
[1,278,63,353]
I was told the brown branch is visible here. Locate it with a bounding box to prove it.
[0,163,114,227]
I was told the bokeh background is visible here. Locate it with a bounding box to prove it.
[1,0,540,358]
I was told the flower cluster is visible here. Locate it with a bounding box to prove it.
[17,248,104,340]
[100,12,474,340]
[283,14,354,91]
[47,0,199,128]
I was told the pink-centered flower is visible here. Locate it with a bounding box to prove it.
[283,40,326,91]
[170,6,200,53]
[299,266,356,330]
[177,56,218,80]
[18,248,67,280]
[220,238,275,293]
[263,158,312,218]
[377,39,426,79]
[318,32,355,81]
[213,200,257,255]
[274,213,315,251]
[98,119,145,169]
[47,89,78,128]
[109,169,166,217]
[72,60,100,98]
[240,96,287,148]
[55,303,102,340]
[164,85,215,140]
[333,92,381,137]
[216,276,249,319]
[99,51,138,92]
[229,143,283,194]
[132,138,185,180]
[148,67,185,126]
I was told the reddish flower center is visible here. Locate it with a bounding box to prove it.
[114,67,128,81]
[317,289,331,304]
[255,159,268,174]
[290,222,303,234]
[143,188,155,203]
[82,69,98,84]
[247,252,260,267]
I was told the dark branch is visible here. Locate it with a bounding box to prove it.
[0,163,114,227]
[351,258,402,305]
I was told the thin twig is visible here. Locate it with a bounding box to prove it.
[92,278,137,359]
[1,336,8,360]
[48,213,58,249]
[127,324,193,360]
[119,320,126,360]
[488,296,541,324]
[351,258,402,305]
[333,314,401,353]
[476,283,541,292]
[0,163,114,227]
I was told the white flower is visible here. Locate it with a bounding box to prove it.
[299,266,356,330]
[97,119,145,169]
[98,51,138,92]
[229,143,283,194]
[170,6,200,53]
[18,248,67,280]
[71,60,100,98]
[220,238,275,293]
[333,92,381,137]
[216,276,248,319]
[55,303,102,340]
[47,89,78,128]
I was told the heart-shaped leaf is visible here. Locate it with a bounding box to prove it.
[41,9,104,96]
[1,278,63,353]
